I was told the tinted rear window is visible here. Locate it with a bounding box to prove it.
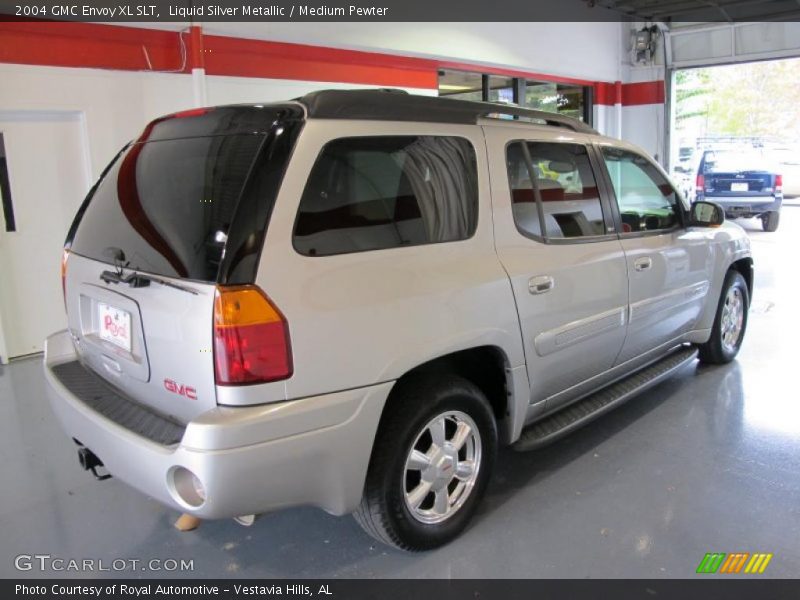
[70,135,265,282]
[704,151,772,173]
[67,105,303,284]
[293,136,478,257]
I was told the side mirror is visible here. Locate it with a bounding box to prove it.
[690,201,724,227]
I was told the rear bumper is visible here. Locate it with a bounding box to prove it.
[701,195,782,216]
[44,330,390,519]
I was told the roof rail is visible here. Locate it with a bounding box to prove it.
[477,104,596,133]
[296,89,597,134]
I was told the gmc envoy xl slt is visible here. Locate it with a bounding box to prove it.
[45,90,752,550]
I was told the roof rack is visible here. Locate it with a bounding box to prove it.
[695,135,777,149]
[296,89,597,134]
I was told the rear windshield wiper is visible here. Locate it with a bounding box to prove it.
[100,270,199,295]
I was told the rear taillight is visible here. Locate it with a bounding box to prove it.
[775,174,783,191]
[61,249,69,308]
[696,173,705,191]
[213,285,293,385]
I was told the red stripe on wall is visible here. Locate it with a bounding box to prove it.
[201,34,438,89]
[594,81,619,106]
[622,80,665,106]
[0,20,187,72]
[189,25,204,70]
[0,20,667,106]
[593,80,664,106]
[0,20,439,88]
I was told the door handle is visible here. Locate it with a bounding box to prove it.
[634,257,652,272]
[528,275,555,295]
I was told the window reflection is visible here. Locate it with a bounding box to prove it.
[438,70,589,123]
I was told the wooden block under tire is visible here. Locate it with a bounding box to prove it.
[174,513,201,531]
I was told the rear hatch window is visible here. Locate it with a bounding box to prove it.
[704,151,772,173]
[68,105,303,284]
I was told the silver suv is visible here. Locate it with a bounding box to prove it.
[45,90,752,550]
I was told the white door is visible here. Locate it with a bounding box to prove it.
[0,112,91,361]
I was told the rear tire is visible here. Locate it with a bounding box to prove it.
[354,375,497,551]
[697,270,749,365]
[761,211,780,232]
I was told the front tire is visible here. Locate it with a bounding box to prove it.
[354,375,497,551]
[697,270,749,364]
[761,210,780,232]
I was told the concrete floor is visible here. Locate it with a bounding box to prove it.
[2,209,799,579]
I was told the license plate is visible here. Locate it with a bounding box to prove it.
[98,302,132,351]
[730,182,749,192]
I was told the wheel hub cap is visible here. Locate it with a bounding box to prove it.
[430,449,456,489]
[403,410,482,524]
[720,286,744,353]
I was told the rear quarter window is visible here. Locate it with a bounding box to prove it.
[293,136,478,257]
[506,141,606,240]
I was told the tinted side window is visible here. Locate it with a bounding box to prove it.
[507,142,605,240]
[293,136,478,256]
[601,147,679,233]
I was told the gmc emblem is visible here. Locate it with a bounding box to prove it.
[163,379,197,400]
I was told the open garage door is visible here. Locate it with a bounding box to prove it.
[665,21,800,207]
[667,22,800,69]
[668,57,800,234]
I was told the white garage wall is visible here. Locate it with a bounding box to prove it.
[624,65,667,163]
[205,75,435,107]
[618,23,668,164]
[621,103,667,163]
[200,22,625,83]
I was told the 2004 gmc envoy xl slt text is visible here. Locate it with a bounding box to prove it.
[44,90,752,550]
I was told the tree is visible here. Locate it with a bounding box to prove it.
[674,57,800,149]
[704,59,800,141]
[674,69,711,126]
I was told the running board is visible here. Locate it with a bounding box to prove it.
[513,346,698,452]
